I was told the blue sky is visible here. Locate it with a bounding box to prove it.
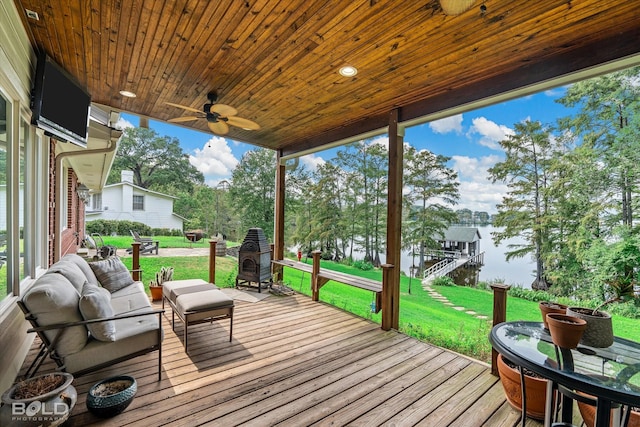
[119,86,574,214]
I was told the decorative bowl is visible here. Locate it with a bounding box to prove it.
[86,375,137,418]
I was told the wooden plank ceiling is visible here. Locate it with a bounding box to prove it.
[14,0,640,156]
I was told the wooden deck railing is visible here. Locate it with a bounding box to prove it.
[490,283,511,376]
[272,251,398,331]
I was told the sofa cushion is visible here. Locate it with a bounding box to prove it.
[79,282,116,342]
[46,260,87,294]
[110,281,152,315]
[89,257,134,293]
[22,273,87,357]
[61,253,99,285]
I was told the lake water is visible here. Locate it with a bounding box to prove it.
[400,225,536,288]
[306,225,536,289]
[370,225,536,288]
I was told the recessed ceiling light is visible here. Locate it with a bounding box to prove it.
[339,65,358,77]
[119,90,137,98]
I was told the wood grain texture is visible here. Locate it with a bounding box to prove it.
[13,0,639,153]
[16,292,542,426]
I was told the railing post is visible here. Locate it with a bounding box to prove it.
[209,240,217,284]
[132,242,141,281]
[311,250,322,301]
[381,264,396,330]
[490,283,511,375]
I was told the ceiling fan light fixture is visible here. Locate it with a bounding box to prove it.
[440,0,477,15]
[339,65,358,77]
[119,90,137,98]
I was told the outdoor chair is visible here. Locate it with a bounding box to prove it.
[126,230,159,255]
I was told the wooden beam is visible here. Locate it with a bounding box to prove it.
[490,283,511,376]
[273,150,286,280]
[209,240,217,284]
[385,109,403,330]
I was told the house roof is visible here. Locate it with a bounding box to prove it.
[437,226,481,243]
[103,181,178,200]
[14,0,639,157]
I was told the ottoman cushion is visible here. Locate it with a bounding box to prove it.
[163,279,217,300]
[176,289,233,313]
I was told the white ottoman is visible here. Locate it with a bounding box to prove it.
[161,279,233,351]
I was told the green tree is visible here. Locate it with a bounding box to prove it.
[335,141,388,263]
[556,66,640,229]
[489,120,556,290]
[403,146,459,272]
[229,148,276,239]
[109,127,204,193]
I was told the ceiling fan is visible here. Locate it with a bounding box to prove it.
[165,91,260,135]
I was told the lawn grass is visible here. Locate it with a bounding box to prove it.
[119,252,640,364]
[92,234,239,250]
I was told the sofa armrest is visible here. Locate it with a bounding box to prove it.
[26,308,164,333]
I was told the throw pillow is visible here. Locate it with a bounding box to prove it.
[79,282,116,341]
[46,260,87,294]
[89,256,134,293]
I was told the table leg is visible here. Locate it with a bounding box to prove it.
[519,367,527,427]
[595,399,612,427]
[544,380,554,427]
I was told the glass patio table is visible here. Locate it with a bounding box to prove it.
[490,321,640,427]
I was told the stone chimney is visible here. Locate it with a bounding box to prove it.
[121,170,134,184]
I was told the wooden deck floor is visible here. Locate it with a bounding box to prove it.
[19,292,544,426]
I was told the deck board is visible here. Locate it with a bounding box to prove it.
[16,292,542,427]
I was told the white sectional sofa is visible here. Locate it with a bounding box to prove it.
[18,254,163,380]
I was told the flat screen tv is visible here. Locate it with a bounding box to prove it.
[31,53,91,147]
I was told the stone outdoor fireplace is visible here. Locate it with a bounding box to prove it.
[235,228,272,292]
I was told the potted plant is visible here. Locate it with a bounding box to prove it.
[576,227,640,347]
[149,266,173,301]
[567,275,635,348]
[546,313,587,348]
[497,353,548,420]
[577,395,640,427]
[539,301,567,329]
[0,372,77,426]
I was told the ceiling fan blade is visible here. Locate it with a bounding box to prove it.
[208,120,229,135]
[165,101,203,114]
[167,116,201,123]
[209,103,237,116]
[226,116,261,130]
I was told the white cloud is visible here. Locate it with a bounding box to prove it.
[300,154,325,171]
[451,154,505,214]
[189,136,239,184]
[467,117,514,150]
[115,117,135,130]
[429,114,463,134]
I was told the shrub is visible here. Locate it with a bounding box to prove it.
[353,260,374,271]
[431,276,456,287]
[86,220,152,236]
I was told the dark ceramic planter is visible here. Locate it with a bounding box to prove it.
[87,375,137,418]
[567,307,613,348]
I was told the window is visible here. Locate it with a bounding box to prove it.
[91,193,102,210]
[0,93,7,298]
[133,195,144,211]
[19,119,26,280]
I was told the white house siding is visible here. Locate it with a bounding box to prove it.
[0,183,24,230]
[86,183,184,231]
